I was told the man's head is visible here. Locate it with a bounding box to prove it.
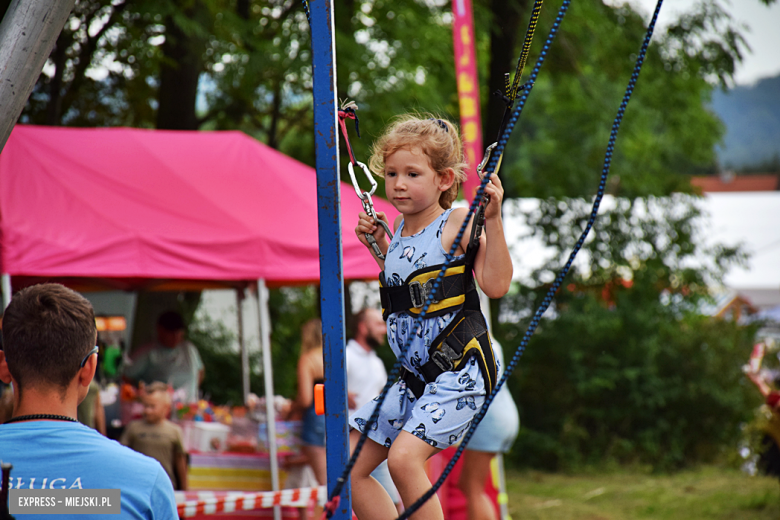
[142,382,171,424]
[0,284,96,395]
[352,308,386,350]
[156,311,185,348]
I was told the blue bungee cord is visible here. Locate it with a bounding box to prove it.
[301,0,664,516]
[397,1,664,518]
[329,0,574,515]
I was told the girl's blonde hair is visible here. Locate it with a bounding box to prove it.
[300,318,323,354]
[368,114,468,209]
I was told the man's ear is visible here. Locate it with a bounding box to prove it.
[437,168,456,192]
[0,351,12,384]
[77,354,97,389]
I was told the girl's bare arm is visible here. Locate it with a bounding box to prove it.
[457,175,513,299]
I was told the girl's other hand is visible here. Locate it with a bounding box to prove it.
[483,174,505,221]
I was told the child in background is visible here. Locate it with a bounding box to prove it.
[350,114,513,520]
[121,382,188,490]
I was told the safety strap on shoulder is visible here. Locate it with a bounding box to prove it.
[379,214,483,321]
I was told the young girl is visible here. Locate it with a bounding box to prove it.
[350,115,513,520]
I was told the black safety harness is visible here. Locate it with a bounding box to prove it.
[379,217,497,400]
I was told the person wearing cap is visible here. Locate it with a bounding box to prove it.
[123,311,204,404]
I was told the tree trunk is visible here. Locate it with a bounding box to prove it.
[484,0,528,144]
[236,0,249,20]
[267,80,282,149]
[156,1,205,130]
[45,33,69,125]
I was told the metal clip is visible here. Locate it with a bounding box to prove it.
[431,341,461,372]
[366,234,385,260]
[348,160,377,200]
[349,161,393,260]
[409,279,439,309]
[477,142,498,176]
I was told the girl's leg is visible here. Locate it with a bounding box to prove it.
[350,428,396,520]
[387,431,443,520]
[457,450,497,520]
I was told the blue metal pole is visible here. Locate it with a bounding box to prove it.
[310,0,351,518]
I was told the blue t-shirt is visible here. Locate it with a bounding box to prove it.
[0,421,177,520]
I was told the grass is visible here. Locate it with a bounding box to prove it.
[504,466,780,520]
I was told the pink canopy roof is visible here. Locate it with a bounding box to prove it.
[0,125,397,289]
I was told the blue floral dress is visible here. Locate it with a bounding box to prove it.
[348,209,487,448]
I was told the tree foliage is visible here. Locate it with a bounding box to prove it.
[2,0,772,470]
[190,314,265,405]
[495,197,758,470]
[485,0,752,199]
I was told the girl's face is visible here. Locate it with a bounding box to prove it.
[384,147,450,215]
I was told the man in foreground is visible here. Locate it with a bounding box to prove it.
[0,283,177,519]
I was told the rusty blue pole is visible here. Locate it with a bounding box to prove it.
[310,0,351,518]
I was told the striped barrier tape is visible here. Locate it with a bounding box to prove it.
[176,486,326,518]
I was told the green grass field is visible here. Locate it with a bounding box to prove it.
[504,467,780,519]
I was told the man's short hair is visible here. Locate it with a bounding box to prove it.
[157,311,185,332]
[2,284,96,392]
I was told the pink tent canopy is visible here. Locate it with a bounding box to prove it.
[0,125,397,290]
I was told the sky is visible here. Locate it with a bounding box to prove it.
[617,0,780,85]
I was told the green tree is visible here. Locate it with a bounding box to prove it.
[189,314,266,405]
[495,197,758,471]
[267,285,321,399]
[477,0,758,199]
[4,0,773,471]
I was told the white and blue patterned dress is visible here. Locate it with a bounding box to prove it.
[348,209,487,448]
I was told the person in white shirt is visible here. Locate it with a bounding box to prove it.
[346,308,402,512]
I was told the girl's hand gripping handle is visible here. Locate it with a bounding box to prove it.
[356,211,391,265]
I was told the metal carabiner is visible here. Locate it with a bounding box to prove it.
[349,161,393,260]
[360,191,393,237]
[477,142,498,177]
[471,142,500,247]
[347,160,377,201]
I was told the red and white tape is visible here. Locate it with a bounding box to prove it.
[176,486,326,517]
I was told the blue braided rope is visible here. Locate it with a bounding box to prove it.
[323,0,662,514]
[327,0,573,513]
[301,0,312,28]
[398,2,664,519]
[392,2,580,518]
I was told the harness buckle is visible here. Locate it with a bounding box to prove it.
[431,341,460,372]
[409,279,439,308]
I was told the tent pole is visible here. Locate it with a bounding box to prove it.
[257,278,280,520]
[237,288,249,405]
[1,274,11,309]
[311,0,351,517]
[0,0,76,151]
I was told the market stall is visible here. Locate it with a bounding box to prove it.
[0,124,397,516]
